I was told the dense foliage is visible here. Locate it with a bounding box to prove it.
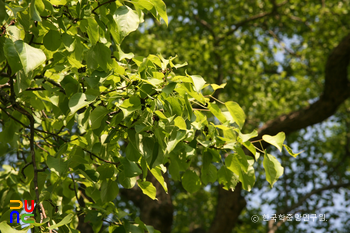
[123,1,350,232]
[0,0,301,232]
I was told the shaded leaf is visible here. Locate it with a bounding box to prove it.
[283,144,302,158]
[101,180,119,202]
[43,30,61,51]
[263,152,284,187]
[182,170,201,193]
[90,106,109,130]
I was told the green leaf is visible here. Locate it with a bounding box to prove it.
[118,170,137,189]
[121,158,142,177]
[283,144,302,158]
[226,152,255,191]
[239,163,255,192]
[237,129,258,142]
[6,26,24,42]
[217,166,238,191]
[86,17,99,45]
[169,156,181,181]
[97,164,116,180]
[151,0,168,25]
[150,166,168,193]
[211,83,226,91]
[43,30,61,51]
[86,70,109,88]
[176,83,206,104]
[86,48,98,69]
[47,156,68,176]
[0,0,7,24]
[208,102,226,123]
[68,93,96,114]
[126,142,141,161]
[137,181,157,200]
[48,0,67,5]
[30,217,50,227]
[126,129,142,161]
[225,101,246,129]
[120,96,141,118]
[0,221,29,233]
[174,116,187,130]
[48,213,74,230]
[113,6,140,43]
[3,39,46,75]
[262,132,285,152]
[162,82,176,96]
[62,33,75,52]
[30,0,42,22]
[93,43,112,71]
[189,74,206,92]
[243,141,257,159]
[182,170,201,193]
[166,130,186,154]
[90,106,109,130]
[225,154,239,175]
[154,110,167,121]
[263,152,284,187]
[184,93,192,119]
[234,146,249,173]
[101,180,119,202]
[114,44,134,60]
[201,164,217,185]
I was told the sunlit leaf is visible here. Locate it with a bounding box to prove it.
[137,181,157,200]
[262,132,285,152]
[225,101,246,129]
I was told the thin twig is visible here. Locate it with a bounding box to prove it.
[92,0,116,15]
[82,148,120,165]
[216,0,288,44]
[21,162,33,179]
[209,95,225,105]
[70,172,80,210]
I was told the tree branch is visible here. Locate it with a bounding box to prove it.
[92,0,116,15]
[216,0,288,44]
[209,183,246,232]
[120,172,173,233]
[267,182,350,233]
[12,101,52,232]
[193,14,217,41]
[209,32,350,233]
[257,33,350,147]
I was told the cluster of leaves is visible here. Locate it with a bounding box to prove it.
[0,0,298,232]
[119,0,350,232]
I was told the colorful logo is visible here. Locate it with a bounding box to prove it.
[10,200,35,224]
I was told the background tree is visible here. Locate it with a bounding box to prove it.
[0,1,350,233]
[122,0,350,232]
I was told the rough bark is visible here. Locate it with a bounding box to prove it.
[258,33,350,140]
[120,173,173,233]
[208,183,246,232]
